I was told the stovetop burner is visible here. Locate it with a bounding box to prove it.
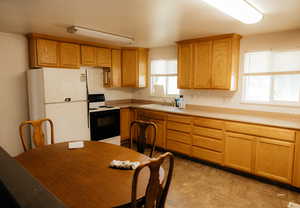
[89,108,98,110]
[99,105,114,108]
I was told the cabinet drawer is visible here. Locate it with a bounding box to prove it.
[194,117,224,130]
[167,121,191,133]
[226,122,295,142]
[167,140,191,155]
[168,114,192,124]
[192,146,222,164]
[192,126,223,140]
[137,110,166,121]
[192,135,223,152]
[167,130,191,144]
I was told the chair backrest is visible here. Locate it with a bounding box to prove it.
[129,120,158,158]
[19,118,54,152]
[131,152,174,208]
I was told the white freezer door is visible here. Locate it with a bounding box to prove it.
[43,68,87,103]
[45,101,90,144]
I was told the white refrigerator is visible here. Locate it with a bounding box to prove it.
[27,68,90,145]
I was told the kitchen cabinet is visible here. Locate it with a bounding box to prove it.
[120,108,131,141]
[35,39,59,67]
[192,117,224,164]
[255,137,294,183]
[59,42,80,68]
[193,41,212,89]
[224,132,256,173]
[177,43,193,89]
[137,110,167,148]
[177,34,241,90]
[30,38,80,68]
[211,38,233,89]
[103,49,122,88]
[122,48,148,88]
[293,132,300,187]
[81,45,97,66]
[124,108,299,186]
[97,48,111,67]
[166,114,192,155]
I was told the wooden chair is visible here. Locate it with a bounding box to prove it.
[131,152,174,208]
[129,120,158,158]
[19,118,54,152]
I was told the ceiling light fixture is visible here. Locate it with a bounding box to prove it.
[67,26,134,44]
[202,0,263,24]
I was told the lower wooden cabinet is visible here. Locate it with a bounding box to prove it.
[224,132,256,173]
[167,130,191,145]
[146,119,166,148]
[192,146,223,164]
[167,140,191,155]
[120,108,131,141]
[119,110,299,186]
[255,137,294,183]
[192,135,223,152]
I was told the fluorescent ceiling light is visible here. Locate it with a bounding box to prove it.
[202,0,263,24]
[67,26,134,44]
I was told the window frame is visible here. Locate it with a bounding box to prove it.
[150,59,179,97]
[241,50,300,107]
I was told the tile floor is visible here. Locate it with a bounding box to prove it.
[161,155,300,208]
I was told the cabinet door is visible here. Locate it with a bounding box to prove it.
[97,48,111,67]
[177,43,193,89]
[59,43,80,68]
[81,45,97,66]
[137,48,148,88]
[111,49,122,87]
[120,108,131,141]
[255,137,294,184]
[224,133,255,173]
[37,39,58,67]
[193,41,212,88]
[211,38,232,89]
[122,49,138,87]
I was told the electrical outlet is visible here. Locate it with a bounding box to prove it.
[288,202,300,208]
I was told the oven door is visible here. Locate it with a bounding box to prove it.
[90,109,120,141]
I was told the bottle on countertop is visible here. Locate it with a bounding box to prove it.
[178,95,185,109]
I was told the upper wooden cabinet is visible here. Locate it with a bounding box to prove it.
[178,43,193,89]
[97,48,111,67]
[81,45,97,66]
[193,41,212,89]
[177,34,241,90]
[103,49,122,88]
[35,39,59,67]
[122,48,148,88]
[30,38,80,68]
[59,43,80,68]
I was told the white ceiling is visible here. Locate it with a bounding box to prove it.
[0,0,300,47]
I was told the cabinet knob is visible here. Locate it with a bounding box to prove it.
[64,98,71,102]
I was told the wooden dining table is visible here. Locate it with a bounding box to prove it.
[15,141,156,208]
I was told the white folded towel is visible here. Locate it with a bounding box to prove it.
[109,160,140,170]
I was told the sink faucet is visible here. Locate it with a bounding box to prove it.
[161,97,176,107]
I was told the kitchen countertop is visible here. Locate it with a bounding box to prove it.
[115,103,300,130]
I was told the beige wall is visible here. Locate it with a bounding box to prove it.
[133,29,300,114]
[0,32,28,156]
